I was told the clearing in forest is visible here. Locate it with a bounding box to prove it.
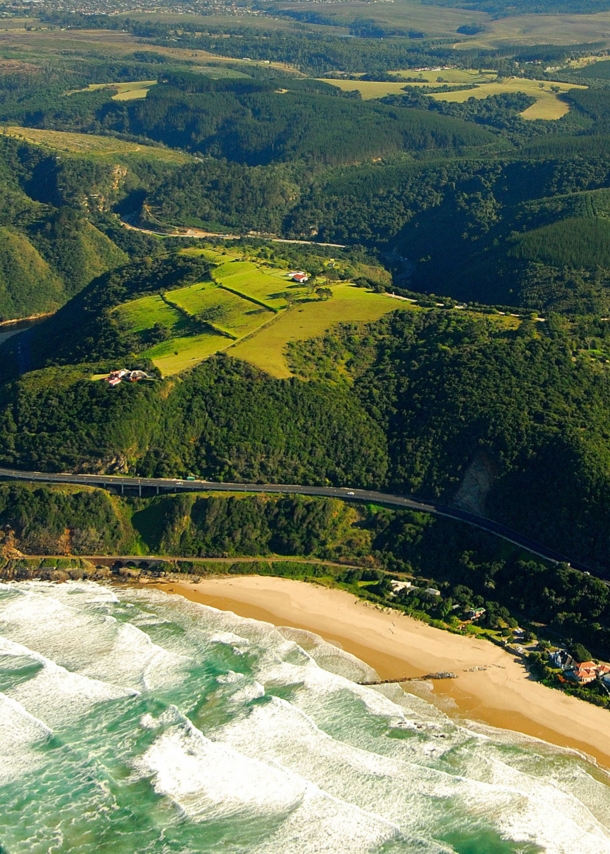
[81,80,156,101]
[114,254,410,378]
[0,126,191,162]
[430,76,587,121]
[229,284,417,378]
[322,71,586,121]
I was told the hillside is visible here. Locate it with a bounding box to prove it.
[2,261,610,573]
[0,245,400,378]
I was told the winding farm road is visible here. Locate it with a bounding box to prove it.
[0,466,598,576]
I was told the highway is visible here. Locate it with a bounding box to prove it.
[0,466,598,576]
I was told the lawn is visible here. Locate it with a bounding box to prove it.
[168,281,275,337]
[0,126,191,162]
[229,284,417,378]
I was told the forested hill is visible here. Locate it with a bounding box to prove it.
[0,137,129,320]
[7,73,497,167]
[3,294,610,572]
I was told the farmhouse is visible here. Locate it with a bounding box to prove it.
[105,369,151,387]
[289,270,309,283]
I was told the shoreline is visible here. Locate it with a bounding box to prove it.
[156,575,610,771]
[0,311,53,328]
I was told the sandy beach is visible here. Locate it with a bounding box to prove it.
[158,575,610,770]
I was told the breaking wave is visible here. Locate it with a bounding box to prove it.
[0,580,609,853]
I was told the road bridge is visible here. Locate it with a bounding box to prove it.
[0,466,598,576]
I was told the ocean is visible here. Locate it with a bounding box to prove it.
[1,581,610,854]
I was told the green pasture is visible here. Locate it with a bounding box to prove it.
[116,294,184,333]
[143,332,233,375]
[168,281,274,337]
[0,126,191,163]
[229,284,418,378]
[213,259,308,308]
[113,255,408,378]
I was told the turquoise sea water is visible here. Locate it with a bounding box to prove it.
[1,582,610,853]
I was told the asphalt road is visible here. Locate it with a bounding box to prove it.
[0,466,597,576]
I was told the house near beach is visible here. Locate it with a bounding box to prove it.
[389,580,413,596]
[566,660,609,684]
[549,649,573,670]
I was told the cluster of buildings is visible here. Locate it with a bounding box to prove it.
[105,369,151,387]
[550,648,610,686]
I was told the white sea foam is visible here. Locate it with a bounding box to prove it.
[462,750,610,853]
[81,621,188,691]
[0,637,138,726]
[249,786,406,854]
[0,586,118,672]
[277,626,379,683]
[0,693,52,785]
[137,722,307,820]
[0,584,188,695]
[3,582,610,854]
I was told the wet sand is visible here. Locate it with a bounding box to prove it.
[159,575,610,770]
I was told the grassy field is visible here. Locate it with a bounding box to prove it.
[0,27,296,72]
[169,281,274,337]
[114,248,404,377]
[143,332,234,376]
[116,257,304,375]
[212,260,308,309]
[0,126,192,162]
[322,72,585,120]
[466,12,610,49]
[430,76,586,121]
[276,0,488,38]
[82,80,156,101]
[320,69,496,100]
[229,285,416,378]
[117,295,186,333]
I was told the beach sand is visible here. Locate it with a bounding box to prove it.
[158,575,610,770]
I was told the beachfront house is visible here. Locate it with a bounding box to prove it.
[549,649,574,670]
[567,661,599,684]
[389,580,413,596]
